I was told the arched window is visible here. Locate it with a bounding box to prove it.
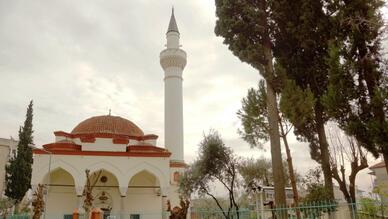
[173,171,180,182]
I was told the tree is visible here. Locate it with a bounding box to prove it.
[300,168,336,217]
[214,1,287,210]
[237,79,300,211]
[179,131,240,219]
[323,0,388,173]
[83,169,102,216]
[238,157,272,187]
[239,157,300,188]
[5,101,34,206]
[327,124,368,204]
[273,0,335,200]
[32,184,45,219]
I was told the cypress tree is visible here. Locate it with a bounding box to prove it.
[214,0,287,211]
[5,101,34,204]
[272,0,335,199]
[323,0,388,173]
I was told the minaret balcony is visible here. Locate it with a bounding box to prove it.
[160,49,187,70]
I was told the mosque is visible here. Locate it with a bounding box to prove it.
[31,10,187,218]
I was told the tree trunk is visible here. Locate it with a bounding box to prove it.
[279,121,300,219]
[315,105,334,200]
[264,44,287,217]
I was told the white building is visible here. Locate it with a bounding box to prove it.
[369,161,388,202]
[0,138,18,198]
[31,9,187,218]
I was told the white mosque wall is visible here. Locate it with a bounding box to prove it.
[45,168,78,216]
[81,138,127,152]
[32,154,175,216]
[32,154,170,191]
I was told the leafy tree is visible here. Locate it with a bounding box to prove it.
[214,0,287,209]
[323,0,388,173]
[238,157,272,187]
[237,80,269,148]
[237,79,300,211]
[239,157,300,187]
[273,0,335,200]
[300,168,336,217]
[301,168,332,202]
[5,101,34,205]
[179,131,240,219]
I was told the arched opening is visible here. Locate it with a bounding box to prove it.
[86,169,121,215]
[125,170,162,216]
[42,168,77,216]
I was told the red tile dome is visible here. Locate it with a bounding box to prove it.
[71,115,144,136]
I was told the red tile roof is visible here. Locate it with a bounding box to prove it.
[71,115,144,136]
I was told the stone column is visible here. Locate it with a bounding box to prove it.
[161,187,169,219]
[119,186,128,219]
[161,195,167,219]
[75,185,84,211]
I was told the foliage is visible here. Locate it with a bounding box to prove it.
[179,130,240,219]
[0,198,14,218]
[359,198,379,216]
[5,101,34,204]
[300,168,335,217]
[237,80,268,148]
[238,158,272,187]
[238,79,301,215]
[303,184,333,204]
[273,0,336,199]
[322,0,387,170]
[239,157,298,188]
[279,81,316,155]
[214,0,287,208]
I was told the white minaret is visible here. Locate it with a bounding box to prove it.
[160,9,186,163]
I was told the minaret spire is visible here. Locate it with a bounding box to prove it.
[167,7,179,34]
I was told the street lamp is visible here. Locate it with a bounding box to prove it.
[29,144,52,219]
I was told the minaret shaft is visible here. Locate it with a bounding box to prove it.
[160,10,186,162]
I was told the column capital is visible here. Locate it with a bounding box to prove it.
[119,186,128,196]
[75,185,84,196]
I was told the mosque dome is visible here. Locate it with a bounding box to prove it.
[71,115,144,136]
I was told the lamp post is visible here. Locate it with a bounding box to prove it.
[29,144,52,219]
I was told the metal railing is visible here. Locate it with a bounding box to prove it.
[3,199,388,219]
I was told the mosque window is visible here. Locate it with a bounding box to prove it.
[173,172,180,182]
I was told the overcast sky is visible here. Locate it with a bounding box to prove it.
[0,0,382,193]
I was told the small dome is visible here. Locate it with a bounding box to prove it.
[71,115,144,136]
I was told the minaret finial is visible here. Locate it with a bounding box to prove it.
[167,7,179,34]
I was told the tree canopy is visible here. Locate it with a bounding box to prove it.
[322,0,388,172]
[179,130,240,219]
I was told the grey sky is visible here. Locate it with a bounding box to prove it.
[0,0,380,193]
